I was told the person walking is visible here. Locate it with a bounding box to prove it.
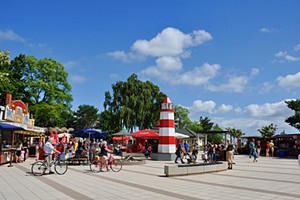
[192,141,199,161]
[249,139,255,158]
[253,148,258,162]
[175,140,185,164]
[226,140,234,169]
[256,140,261,158]
[266,141,270,157]
[269,140,275,157]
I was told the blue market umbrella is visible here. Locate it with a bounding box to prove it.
[70,128,108,140]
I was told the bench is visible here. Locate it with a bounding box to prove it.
[164,161,228,177]
[66,157,88,165]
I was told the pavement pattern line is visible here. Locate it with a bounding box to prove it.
[236,163,299,170]
[173,176,300,199]
[236,168,300,176]
[15,165,93,200]
[213,173,300,184]
[70,168,203,200]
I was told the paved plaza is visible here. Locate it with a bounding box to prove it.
[0,155,300,200]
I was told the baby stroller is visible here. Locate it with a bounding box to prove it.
[187,152,196,164]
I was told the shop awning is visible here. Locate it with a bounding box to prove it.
[0,122,25,131]
[0,121,45,136]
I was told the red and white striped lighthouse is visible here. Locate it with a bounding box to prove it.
[158,96,176,154]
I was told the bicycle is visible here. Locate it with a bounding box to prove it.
[90,154,122,173]
[31,153,68,176]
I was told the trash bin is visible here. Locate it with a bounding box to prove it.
[38,148,44,160]
[278,150,285,157]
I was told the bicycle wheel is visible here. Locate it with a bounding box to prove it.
[31,161,47,176]
[90,160,101,173]
[110,160,122,172]
[54,161,68,175]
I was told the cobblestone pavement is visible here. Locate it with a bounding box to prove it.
[0,155,299,200]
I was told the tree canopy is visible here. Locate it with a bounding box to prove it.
[257,123,277,138]
[73,105,99,130]
[103,73,166,132]
[0,52,73,128]
[285,99,300,131]
[174,105,191,129]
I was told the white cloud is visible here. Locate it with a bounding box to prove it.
[215,104,234,114]
[64,61,78,69]
[275,51,300,62]
[259,27,276,33]
[259,82,274,93]
[294,44,300,51]
[155,56,183,72]
[189,100,233,115]
[0,29,25,42]
[211,117,297,135]
[109,27,255,92]
[176,63,220,85]
[132,27,212,57]
[70,75,87,83]
[277,72,300,88]
[187,99,296,135]
[250,68,259,76]
[190,100,216,114]
[206,75,249,93]
[245,101,293,118]
[107,51,131,62]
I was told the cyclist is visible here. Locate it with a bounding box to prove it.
[44,138,60,174]
[100,141,113,170]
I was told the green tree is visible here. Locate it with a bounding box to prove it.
[1,53,73,127]
[285,99,300,131]
[103,73,166,131]
[199,116,214,131]
[257,123,277,138]
[73,105,99,130]
[187,121,203,133]
[174,105,191,129]
[0,51,19,104]
[97,110,119,134]
[226,127,243,145]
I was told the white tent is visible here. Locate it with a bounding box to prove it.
[175,132,189,139]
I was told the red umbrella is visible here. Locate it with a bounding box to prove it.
[112,136,130,141]
[132,129,159,139]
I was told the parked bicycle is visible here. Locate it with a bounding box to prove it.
[90,154,122,172]
[31,153,68,176]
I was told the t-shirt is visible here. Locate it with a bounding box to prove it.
[100,145,108,156]
[249,142,255,149]
[44,142,54,154]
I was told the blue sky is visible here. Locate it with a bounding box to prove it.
[1,1,300,135]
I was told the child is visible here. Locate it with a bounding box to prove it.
[144,145,152,159]
[253,148,258,162]
[20,149,25,163]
